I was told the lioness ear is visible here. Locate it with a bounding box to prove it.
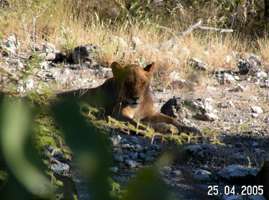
[111,62,124,78]
[144,62,155,74]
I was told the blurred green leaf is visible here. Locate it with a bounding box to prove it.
[0,97,53,199]
[123,167,170,200]
[51,99,113,200]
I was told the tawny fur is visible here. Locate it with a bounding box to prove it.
[57,62,199,134]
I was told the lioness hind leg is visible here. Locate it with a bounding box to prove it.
[142,113,201,134]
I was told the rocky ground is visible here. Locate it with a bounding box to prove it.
[1,34,269,200]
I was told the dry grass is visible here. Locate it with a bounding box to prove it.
[258,38,269,64]
[0,0,266,73]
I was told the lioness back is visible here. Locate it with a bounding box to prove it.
[57,62,201,134]
[57,62,156,118]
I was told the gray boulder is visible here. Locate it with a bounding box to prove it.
[237,54,262,75]
[71,44,98,64]
[189,57,207,71]
[193,169,212,182]
[218,165,258,183]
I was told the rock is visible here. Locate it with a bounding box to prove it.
[114,154,124,163]
[3,34,20,54]
[153,0,164,6]
[94,67,112,79]
[111,135,122,146]
[121,143,132,149]
[17,84,25,93]
[237,54,261,75]
[184,144,217,159]
[193,169,212,182]
[199,98,214,112]
[43,146,70,163]
[188,98,218,121]
[45,52,57,61]
[50,161,70,177]
[215,70,237,84]
[8,58,24,69]
[168,71,191,89]
[42,42,57,54]
[169,71,182,81]
[189,58,207,71]
[160,97,182,118]
[52,150,70,163]
[218,101,235,109]
[161,97,218,121]
[228,84,245,92]
[125,159,139,168]
[260,79,269,88]
[43,145,54,158]
[36,43,66,63]
[71,44,98,64]
[25,78,35,91]
[234,75,241,81]
[248,195,267,200]
[129,136,140,144]
[129,152,138,160]
[251,106,263,118]
[254,149,267,160]
[162,166,172,173]
[252,141,259,148]
[224,73,236,84]
[256,71,268,79]
[40,61,51,70]
[194,112,218,121]
[138,152,146,160]
[252,113,259,118]
[144,156,155,162]
[32,43,43,52]
[172,170,182,176]
[134,144,143,152]
[238,59,251,75]
[16,78,37,94]
[110,166,119,173]
[265,116,269,124]
[232,152,249,164]
[160,97,202,133]
[218,165,258,183]
[251,106,263,115]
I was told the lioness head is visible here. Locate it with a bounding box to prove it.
[111,62,155,107]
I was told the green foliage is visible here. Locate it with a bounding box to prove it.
[0,170,8,188]
[0,93,175,199]
[0,97,53,199]
[123,167,170,200]
[25,52,43,74]
[109,178,124,199]
[33,115,64,152]
[51,99,113,200]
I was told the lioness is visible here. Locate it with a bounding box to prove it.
[57,62,200,134]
